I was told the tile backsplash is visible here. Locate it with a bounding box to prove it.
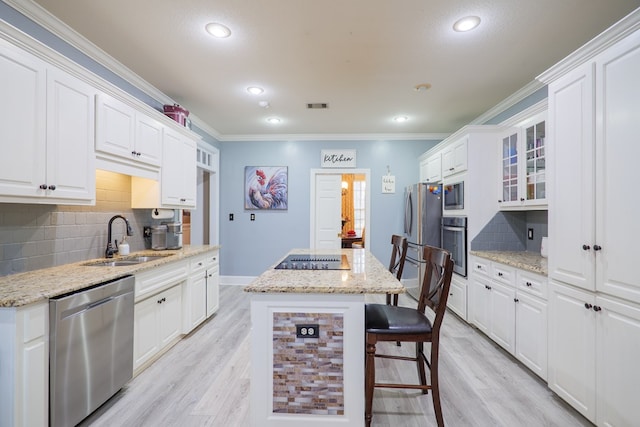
[0,170,165,277]
[471,210,548,253]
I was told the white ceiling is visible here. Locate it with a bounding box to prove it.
[25,0,640,139]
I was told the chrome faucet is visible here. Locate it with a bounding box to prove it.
[105,215,134,258]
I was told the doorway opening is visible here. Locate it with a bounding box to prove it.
[310,168,370,249]
[341,174,366,247]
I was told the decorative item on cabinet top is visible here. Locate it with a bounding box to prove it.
[163,104,190,128]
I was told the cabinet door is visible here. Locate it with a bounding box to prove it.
[596,296,640,427]
[594,32,640,303]
[133,296,160,371]
[547,281,596,422]
[206,264,220,318]
[498,129,520,206]
[426,154,442,183]
[489,281,515,354]
[446,276,466,321]
[515,292,547,380]
[46,67,96,202]
[441,138,467,177]
[159,285,183,348]
[135,113,163,167]
[161,129,197,208]
[0,40,46,198]
[523,119,546,204]
[547,63,596,292]
[95,93,136,159]
[468,274,490,334]
[186,274,207,332]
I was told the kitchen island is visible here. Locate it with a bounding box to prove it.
[244,248,404,427]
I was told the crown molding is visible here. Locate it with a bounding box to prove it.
[537,8,640,84]
[216,132,450,142]
[468,80,546,126]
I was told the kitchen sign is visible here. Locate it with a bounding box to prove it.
[321,149,356,168]
[382,175,396,193]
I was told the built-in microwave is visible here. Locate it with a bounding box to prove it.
[443,181,464,210]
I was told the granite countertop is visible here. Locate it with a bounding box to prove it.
[0,245,220,308]
[470,250,548,276]
[244,248,404,295]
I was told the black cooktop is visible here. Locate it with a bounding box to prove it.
[274,254,350,270]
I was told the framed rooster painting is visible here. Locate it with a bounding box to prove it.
[244,166,288,210]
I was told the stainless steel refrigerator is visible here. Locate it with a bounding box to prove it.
[402,183,443,300]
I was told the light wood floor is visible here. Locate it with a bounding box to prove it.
[81,285,593,427]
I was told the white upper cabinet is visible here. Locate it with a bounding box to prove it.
[548,28,640,302]
[441,137,468,177]
[0,39,47,199]
[46,67,97,202]
[0,39,95,204]
[497,114,547,209]
[96,93,162,170]
[161,128,197,208]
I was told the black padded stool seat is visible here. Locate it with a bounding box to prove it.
[365,304,433,335]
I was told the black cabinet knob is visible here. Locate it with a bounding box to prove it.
[593,245,602,251]
[584,303,593,309]
[131,151,137,156]
[582,244,591,250]
[39,184,48,190]
[48,185,56,191]
[514,298,519,303]
[498,272,503,277]
[593,305,602,312]
[526,281,532,287]
[520,197,525,202]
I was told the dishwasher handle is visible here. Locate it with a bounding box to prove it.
[87,296,115,310]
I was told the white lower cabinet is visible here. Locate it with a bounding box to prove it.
[183,255,208,333]
[469,257,548,380]
[447,276,467,321]
[548,281,640,425]
[134,284,183,372]
[0,302,48,427]
[205,251,220,318]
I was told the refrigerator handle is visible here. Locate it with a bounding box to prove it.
[404,191,413,235]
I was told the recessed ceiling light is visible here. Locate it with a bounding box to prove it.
[247,86,264,95]
[266,117,281,124]
[205,22,231,38]
[453,16,481,32]
[394,116,409,123]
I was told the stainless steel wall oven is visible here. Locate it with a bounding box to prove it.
[441,216,467,277]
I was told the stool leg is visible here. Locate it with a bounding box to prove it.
[431,342,444,427]
[417,342,427,393]
[365,336,376,427]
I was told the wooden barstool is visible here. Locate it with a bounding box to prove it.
[364,245,454,427]
[385,234,408,306]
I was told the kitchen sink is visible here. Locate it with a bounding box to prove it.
[83,255,173,267]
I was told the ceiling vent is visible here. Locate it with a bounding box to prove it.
[307,103,329,109]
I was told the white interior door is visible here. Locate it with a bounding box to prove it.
[313,174,342,249]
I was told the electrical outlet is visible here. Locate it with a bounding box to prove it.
[296,324,319,338]
[250,213,255,221]
[528,228,534,240]
[229,213,234,221]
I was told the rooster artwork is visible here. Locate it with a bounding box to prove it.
[244,166,288,210]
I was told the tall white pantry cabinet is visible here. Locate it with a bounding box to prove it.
[544,24,640,426]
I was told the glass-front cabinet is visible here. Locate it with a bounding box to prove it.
[524,120,546,202]
[498,114,546,209]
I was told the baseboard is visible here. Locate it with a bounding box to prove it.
[220,276,256,286]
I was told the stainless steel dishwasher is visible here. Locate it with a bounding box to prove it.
[49,275,135,427]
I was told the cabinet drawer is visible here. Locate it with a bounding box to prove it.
[135,260,188,301]
[492,264,515,286]
[190,254,209,274]
[517,270,548,300]
[472,259,491,277]
[204,251,219,269]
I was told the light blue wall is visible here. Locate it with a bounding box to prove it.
[219,139,438,276]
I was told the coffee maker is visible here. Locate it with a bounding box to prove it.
[163,221,183,250]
